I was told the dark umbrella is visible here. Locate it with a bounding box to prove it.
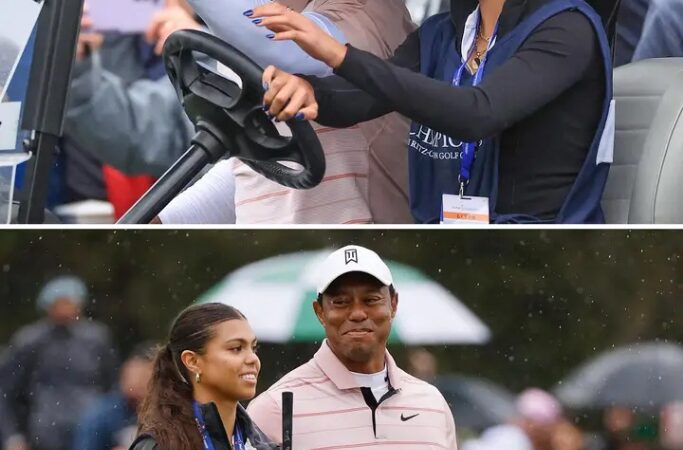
[554,342,683,411]
[434,375,516,431]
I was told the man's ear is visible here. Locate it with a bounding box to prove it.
[313,299,325,326]
[390,293,399,319]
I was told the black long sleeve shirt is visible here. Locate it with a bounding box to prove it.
[306,9,605,220]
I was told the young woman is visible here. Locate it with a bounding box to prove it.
[251,0,615,224]
[129,303,277,450]
[157,0,415,224]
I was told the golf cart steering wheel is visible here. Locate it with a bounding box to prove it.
[163,29,325,189]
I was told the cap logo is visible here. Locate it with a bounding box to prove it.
[344,249,358,264]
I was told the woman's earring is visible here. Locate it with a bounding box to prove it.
[195,372,201,384]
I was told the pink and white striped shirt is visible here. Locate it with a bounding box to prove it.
[247,342,458,449]
[232,0,416,224]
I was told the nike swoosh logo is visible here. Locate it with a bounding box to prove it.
[400,413,420,422]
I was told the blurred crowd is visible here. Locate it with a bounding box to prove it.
[0,276,150,450]
[404,347,683,450]
[1,277,682,450]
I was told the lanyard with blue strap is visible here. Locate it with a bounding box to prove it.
[452,18,499,198]
[193,401,246,450]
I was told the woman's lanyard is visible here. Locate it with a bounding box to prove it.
[193,401,246,450]
[451,18,499,197]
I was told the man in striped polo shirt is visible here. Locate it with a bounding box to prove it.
[247,245,458,449]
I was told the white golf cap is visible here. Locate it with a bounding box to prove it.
[316,245,393,294]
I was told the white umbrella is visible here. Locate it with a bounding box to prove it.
[198,250,491,344]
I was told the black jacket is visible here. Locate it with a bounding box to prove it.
[129,403,279,450]
[311,0,607,221]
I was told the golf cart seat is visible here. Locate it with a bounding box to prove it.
[602,58,683,223]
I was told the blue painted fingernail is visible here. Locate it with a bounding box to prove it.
[243,9,253,16]
[252,18,262,24]
[262,82,269,90]
[266,34,275,39]
[295,112,305,121]
[262,104,269,111]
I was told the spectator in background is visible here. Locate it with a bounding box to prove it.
[462,388,565,450]
[64,0,200,177]
[550,420,585,450]
[660,402,683,450]
[604,406,635,450]
[0,276,118,450]
[632,0,683,61]
[61,0,202,217]
[516,389,564,450]
[72,343,155,450]
[603,406,657,450]
[406,347,438,382]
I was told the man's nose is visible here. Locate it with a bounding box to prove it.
[348,299,368,321]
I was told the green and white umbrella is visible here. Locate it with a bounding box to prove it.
[198,250,491,345]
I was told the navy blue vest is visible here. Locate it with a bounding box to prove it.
[408,0,614,223]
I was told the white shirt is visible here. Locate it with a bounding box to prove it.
[351,366,390,401]
[158,160,236,224]
[461,6,498,64]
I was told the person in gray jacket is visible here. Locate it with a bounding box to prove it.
[63,1,200,178]
[0,276,118,450]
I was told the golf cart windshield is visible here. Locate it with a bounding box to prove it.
[0,0,42,224]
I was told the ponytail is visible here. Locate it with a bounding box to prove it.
[137,344,201,450]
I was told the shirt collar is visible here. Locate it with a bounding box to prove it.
[451,0,529,58]
[460,6,498,63]
[313,340,404,391]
